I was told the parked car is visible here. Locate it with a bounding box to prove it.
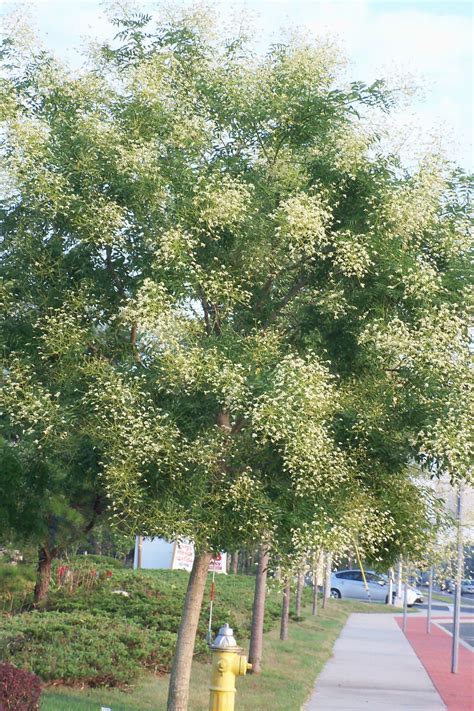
[461,579,474,594]
[441,579,455,594]
[330,569,422,606]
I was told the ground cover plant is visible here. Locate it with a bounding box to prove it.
[39,596,402,711]
[0,566,281,688]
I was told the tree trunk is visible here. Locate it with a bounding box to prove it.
[33,546,53,603]
[137,535,143,569]
[231,551,239,575]
[167,550,212,711]
[245,551,251,574]
[325,552,332,598]
[295,569,304,618]
[322,551,331,609]
[312,566,319,616]
[396,559,403,599]
[280,581,290,641]
[248,546,269,674]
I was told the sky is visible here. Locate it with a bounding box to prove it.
[1,0,472,168]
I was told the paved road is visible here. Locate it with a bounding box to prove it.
[432,591,474,613]
[439,621,474,648]
[434,590,474,607]
[417,601,474,614]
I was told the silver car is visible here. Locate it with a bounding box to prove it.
[330,569,421,606]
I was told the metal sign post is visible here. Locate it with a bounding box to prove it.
[426,567,433,634]
[403,581,408,632]
[451,487,463,674]
[353,540,370,602]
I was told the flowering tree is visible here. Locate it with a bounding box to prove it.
[1,5,472,709]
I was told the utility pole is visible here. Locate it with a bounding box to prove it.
[451,487,463,673]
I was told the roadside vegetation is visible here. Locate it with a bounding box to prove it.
[0,559,280,687]
[0,556,404,710]
[1,2,471,709]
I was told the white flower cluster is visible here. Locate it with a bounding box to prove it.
[252,354,347,494]
[382,162,446,249]
[194,175,254,231]
[333,231,373,280]
[1,360,64,442]
[274,191,332,261]
[402,258,443,301]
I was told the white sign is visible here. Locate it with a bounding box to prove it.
[172,541,195,572]
[134,537,227,574]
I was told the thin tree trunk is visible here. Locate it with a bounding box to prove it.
[295,569,304,618]
[396,559,403,599]
[33,546,54,603]
[231,551,239,575]
[246,551,252,574]
[167,550,212,711]
[280,581,290,641]
[312,566,319,616]
[137,535,143,569]
[248,546,269,674]
[322,551,331,609]
[325,552,332,598]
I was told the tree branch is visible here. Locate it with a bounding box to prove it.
[105,246,125,296]
[263,276,307,328]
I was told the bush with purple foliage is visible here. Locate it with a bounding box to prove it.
[0,663,42,711]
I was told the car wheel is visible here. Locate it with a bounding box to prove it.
[330,588,341,599]
[385,593,396,604]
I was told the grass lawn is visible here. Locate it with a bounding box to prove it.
[432,592,452,603]
[41,598,402,711]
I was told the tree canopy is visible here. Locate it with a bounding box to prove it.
[1,6,472,706]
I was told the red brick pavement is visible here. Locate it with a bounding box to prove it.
[395,616,473,711]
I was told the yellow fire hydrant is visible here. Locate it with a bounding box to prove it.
[209,623,252,711]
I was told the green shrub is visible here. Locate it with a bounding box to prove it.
[0,611,176,686]
[0,564,36,614]
[0,564,36,595]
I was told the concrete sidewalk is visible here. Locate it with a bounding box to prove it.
[303,613,446,710]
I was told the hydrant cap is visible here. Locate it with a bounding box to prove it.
[211,623,239,649]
